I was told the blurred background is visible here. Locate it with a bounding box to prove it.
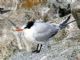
[0,0,80,60]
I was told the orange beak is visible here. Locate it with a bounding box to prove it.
[15,27,24,32]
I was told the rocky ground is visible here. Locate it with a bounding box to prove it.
[0,0,80,60]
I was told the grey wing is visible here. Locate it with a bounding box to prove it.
[32,23,58,42]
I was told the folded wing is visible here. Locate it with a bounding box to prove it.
[32,22,59,42]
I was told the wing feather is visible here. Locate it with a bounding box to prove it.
[31,22,58,42]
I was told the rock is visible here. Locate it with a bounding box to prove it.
[76,54,80,60]
[0,0,80,60]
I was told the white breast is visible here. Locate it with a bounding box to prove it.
[23,29,38,43]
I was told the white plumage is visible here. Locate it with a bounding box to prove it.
[23,22,59,44]
[11,16,71,53]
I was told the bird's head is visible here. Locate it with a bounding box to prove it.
[14,20,35,32]
[8,19,35,32]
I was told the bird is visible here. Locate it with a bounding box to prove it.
[9,15,73,53]
[0,8,11,14]
[13,15,71,53]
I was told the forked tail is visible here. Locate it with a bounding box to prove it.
[59,15,71,29]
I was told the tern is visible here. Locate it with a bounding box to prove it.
[19,16,72,53]
[9,15,75,53]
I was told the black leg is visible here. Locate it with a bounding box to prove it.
[37,44,39,50]
[38,44,42,52]
[32,44,42,53]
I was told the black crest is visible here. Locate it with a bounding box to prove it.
[24,21,34,29]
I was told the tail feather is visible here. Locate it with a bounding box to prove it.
[59,15,71,29]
